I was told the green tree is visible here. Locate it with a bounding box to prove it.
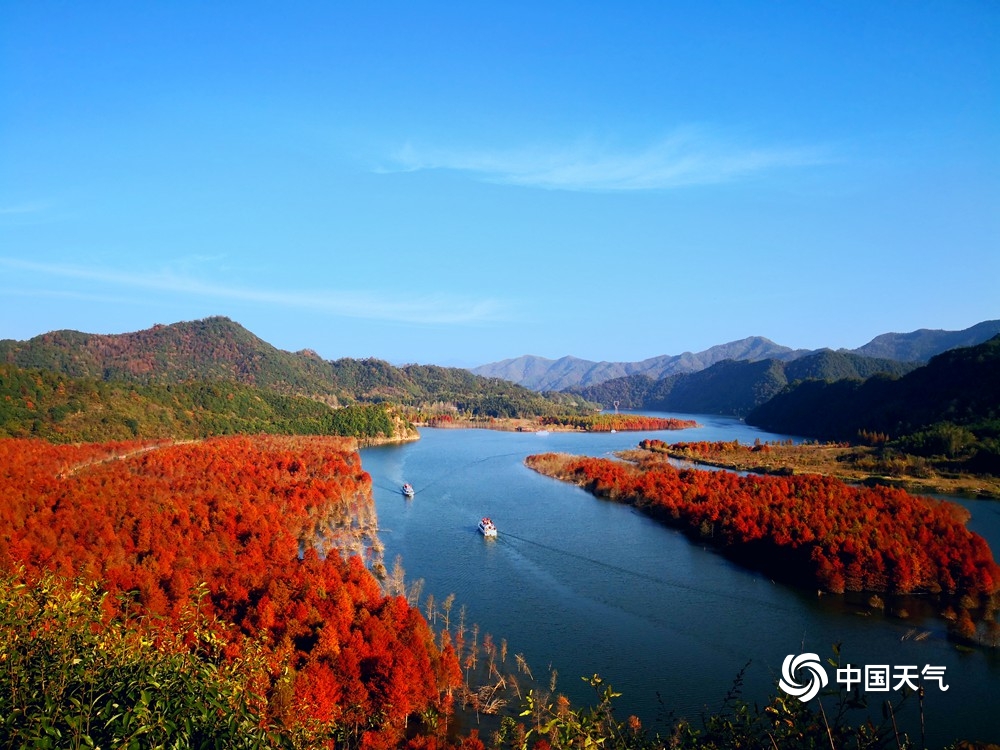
[0,570,283,749]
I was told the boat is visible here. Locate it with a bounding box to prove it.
[401,483,415,498]
[478,517,497,538]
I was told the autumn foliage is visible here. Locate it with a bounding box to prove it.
[525,450,1000,600]
[538,414,697,432]
[0,435,460,747]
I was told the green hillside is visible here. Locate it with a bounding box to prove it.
[0,364,403,443]
[572,349,918,417]
[0,317,592,420]
[746,336,1000,471]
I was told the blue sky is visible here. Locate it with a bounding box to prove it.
[2,1,997,366]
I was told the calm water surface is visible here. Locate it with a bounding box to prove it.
[360,415,1000,744]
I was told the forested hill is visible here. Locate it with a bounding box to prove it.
[570,349,920,417]
[0,317,589,417]
[0,364,408,443]
[852,319,1000,361]
[472,320,1000,392]
[746,335,1000,449]
[0,317,342,395]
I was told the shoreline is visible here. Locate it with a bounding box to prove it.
[391,422,999,499]
[412,415,700,433]
[623,442,1000,500]
[413,418,580,433]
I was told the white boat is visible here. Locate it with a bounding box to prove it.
[401,483,415,498]
[478,517,497,538]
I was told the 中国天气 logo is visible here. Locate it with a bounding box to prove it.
[777,653,949,702]
[778,653,829,702]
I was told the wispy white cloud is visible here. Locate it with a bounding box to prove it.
[384,129,830,191]
[0,258,511,326]
[0,202,47,216]
[1,286,151,306]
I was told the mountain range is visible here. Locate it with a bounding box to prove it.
[569,349,922,418]
[745,334,1000,465]
[470,336,808,391]
[471,321,1000,392]
[4,317,999,432]
[0,317,591,423]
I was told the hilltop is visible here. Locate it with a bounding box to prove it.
[473,320,1000,394]
[0,316,592,413]
[0,317,595,442]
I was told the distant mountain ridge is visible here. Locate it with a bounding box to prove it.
[472,336,810,391]
[4,317,998,425]
[850,320,1000,361]
[571,349,921,418]
[746,334,1000,450]
[472,321,1000,392]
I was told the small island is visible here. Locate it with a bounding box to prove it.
[416,413,698,433]
[525,446,1000,644]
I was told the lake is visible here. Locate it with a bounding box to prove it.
[360,414,1000,745]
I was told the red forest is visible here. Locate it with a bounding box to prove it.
[524,450,1000,615]
[0,435,462,748]
[538,414,698,432]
